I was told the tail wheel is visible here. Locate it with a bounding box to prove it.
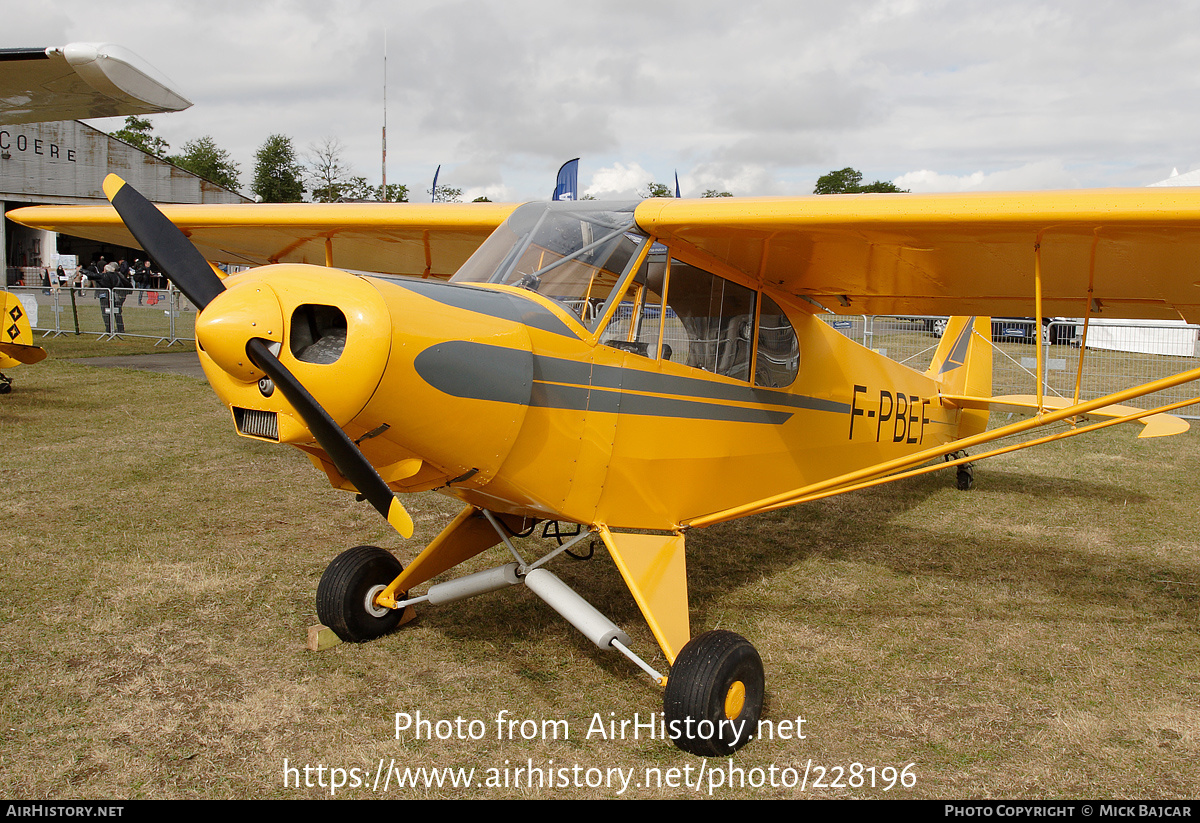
[663,630,764,756]
[317,545,405,642]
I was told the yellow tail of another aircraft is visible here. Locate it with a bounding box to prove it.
[0,290,47,393]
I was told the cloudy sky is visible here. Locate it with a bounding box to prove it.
[11,0,1200,200]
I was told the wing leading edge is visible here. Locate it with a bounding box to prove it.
[7,202,519,279]
[16,188,1200,312]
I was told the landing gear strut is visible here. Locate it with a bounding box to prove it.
[316,517,768,757]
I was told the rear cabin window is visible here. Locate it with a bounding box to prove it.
[754,294,799,388]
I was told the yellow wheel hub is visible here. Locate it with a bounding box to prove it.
[724,680,746,720]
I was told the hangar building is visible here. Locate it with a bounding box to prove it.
[3,119,248,284]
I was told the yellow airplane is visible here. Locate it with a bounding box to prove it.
[11,177,1200,756]
[0,290,47,394]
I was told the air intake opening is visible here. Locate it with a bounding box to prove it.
[290,304,347,364]
[234,407,279,441]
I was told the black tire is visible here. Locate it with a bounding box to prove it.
[663,630,764,757]
[317,545,405,642]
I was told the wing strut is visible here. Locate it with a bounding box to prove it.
[686,368,1200,529]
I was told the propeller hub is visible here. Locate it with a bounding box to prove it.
[194,279,285,383]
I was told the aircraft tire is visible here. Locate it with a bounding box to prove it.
[663,630,764,757]
[317,545,405,642]
[956,465,974,490]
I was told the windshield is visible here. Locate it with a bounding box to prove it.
[452,201,647,327]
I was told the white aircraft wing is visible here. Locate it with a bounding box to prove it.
[0,43,191,124]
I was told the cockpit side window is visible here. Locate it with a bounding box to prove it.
[600,253,666,359]
[665,259,756,381]
[597,244,799,387]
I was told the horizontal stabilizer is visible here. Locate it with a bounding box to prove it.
[0,342,47,365]
[941,393,1189,438]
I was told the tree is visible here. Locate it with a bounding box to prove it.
[641,181,673,198]
[377,183,408,203]
[252,134,305,202]
[340,177,408,203]
[428,184,462,203]
[472,196,492,203]
[305,137,352,202]
[814,167,907,194]
[343,177,374,201]
[110,116,169,158]
[702,189,733,198]
[168,136,240,191]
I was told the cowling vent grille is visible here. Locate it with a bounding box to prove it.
[234,408,279,441]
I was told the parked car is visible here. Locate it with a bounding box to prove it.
[929,317,1076,345]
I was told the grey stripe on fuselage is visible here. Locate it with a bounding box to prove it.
[415,341,844,424]
[388,278,578,338]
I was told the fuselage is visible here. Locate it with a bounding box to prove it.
[197,261,972,531]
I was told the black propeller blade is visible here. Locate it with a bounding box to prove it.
[103,174,226,310]
[246,339,413,537]
[102,174,414,539]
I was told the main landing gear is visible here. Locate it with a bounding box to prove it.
[0,374,12,394]
[316,545,406,641]
[314,515,766,756]
[664,630,765,756]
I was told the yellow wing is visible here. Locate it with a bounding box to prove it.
[17,188,1200,307]
[8,202,519,279]
[0,43,191,124]
[634,190,1200,323]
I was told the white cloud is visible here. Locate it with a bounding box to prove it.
[582,162,656,200]
[14,0,1200,199]
[894,161,1081,192]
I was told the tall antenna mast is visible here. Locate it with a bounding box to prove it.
[381,30,388,202]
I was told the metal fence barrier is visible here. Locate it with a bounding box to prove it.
[7,285,197,345]
[10,290,1200,420]
[820,314,1200,419]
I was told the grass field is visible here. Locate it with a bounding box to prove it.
[1,340,1197,799]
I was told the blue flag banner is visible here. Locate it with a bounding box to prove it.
[675,170,681,198]
[431,165,440,203]
[553,158,580,201]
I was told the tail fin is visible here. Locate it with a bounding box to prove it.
[0,290,47,367]
[926,316,992,437]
